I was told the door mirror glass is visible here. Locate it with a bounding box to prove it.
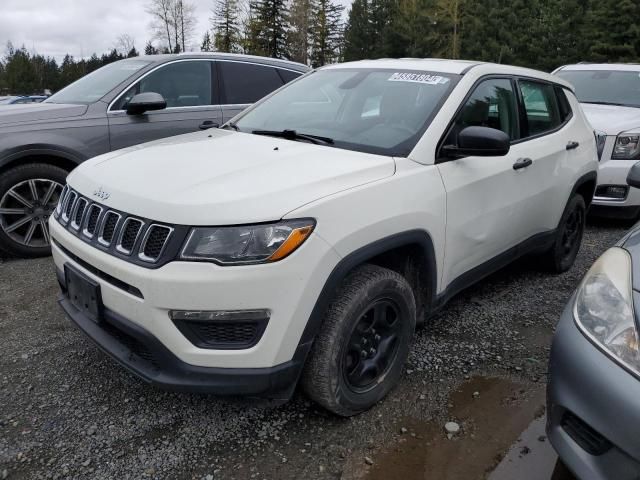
[126,92,167,115]
[627,161,640,189]
[445,126,511,157]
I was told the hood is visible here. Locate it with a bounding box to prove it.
[0,102,88,127]
[580,103,640,136]
[69,129,395,225]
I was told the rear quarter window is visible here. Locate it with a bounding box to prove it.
[278,69,303,83]
[555,86,573,123]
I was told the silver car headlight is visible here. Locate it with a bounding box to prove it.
[612,134,640,160]
[574,247,640,374]
[180,219,315,265]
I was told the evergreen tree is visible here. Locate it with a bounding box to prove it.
[587,0,639,62]
[309,0,344,66]
[213,0,242,52]
[288,0,312,64]
[144,41,160,55]
[201,31,214,51]
[253,0,290,58]
[343,0,373,60]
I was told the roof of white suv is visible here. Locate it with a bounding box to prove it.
[558,63,640,72]
[323,59,572,89]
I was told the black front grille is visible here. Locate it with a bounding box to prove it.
[85,205,101,236]
[54,188,179,267]
[101,212,119,244]
[561,411,612,456]
[64,191,77,219]
[142,226,172,260]
[120,219,143,252]
[174,319,268,349]
[73,198,88,228]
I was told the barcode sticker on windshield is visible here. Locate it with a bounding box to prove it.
[388,73,450,85]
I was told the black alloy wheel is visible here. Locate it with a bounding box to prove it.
[342,299,403,392]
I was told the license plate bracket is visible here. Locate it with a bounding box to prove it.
[65,264,103,323]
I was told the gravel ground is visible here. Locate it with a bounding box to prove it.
[0,221,628,480]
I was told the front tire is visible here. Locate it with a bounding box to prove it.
[540,194,586,273]
[302,264,416,416]
[0,164,67,258]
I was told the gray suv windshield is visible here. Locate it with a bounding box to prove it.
[234,69,458,157]
[46,60,152,105]
[557,70,640,108]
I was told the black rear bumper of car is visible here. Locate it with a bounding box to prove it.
[57,293,308,400]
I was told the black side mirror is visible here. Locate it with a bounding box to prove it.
[444,126,511,158]
[627,161,640,189]
[126,92,167,115]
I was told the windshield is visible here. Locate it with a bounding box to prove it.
[233,69,459,156]
[46,59,152,105]
[556,70,640,108]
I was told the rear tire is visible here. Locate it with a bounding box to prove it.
[0,163,67,258]
[302,264,416,416]
[540,194,586,273]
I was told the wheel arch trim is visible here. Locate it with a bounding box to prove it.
[571,170,598,209]
[0,145,85,172]
[298,229,437,348]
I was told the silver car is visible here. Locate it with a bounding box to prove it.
[0,53,308,257]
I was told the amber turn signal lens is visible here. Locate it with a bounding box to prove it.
[268,225,315,261]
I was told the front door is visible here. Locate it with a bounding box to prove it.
[107,60,222,151]
[437,77,538,289]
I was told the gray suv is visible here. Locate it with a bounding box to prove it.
[0,53,308,257]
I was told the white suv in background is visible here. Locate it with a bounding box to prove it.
[555,64,640,219]
[50,60,598,416]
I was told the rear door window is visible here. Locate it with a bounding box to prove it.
[519,80,562,137]
[219,62,285,104]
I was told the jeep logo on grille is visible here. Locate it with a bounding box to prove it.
[93,187,111,201]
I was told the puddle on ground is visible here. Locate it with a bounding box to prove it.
[355,377,576,480]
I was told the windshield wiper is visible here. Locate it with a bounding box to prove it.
[221,121,239,131]
[252,129,334,145]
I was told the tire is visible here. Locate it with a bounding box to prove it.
[540,194,586,273]
[0,163,68,258]
[302,264,416,416]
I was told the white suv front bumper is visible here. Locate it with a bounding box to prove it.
[50,217,340,397]
[591,157,640,218]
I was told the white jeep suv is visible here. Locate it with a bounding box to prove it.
[555,64,640,219]
[50,60,598,416]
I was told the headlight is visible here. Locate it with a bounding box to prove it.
[612,134,640,160]
[574,247,640,374]
[180,219,315,265]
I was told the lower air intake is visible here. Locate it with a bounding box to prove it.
[561,411,612,456]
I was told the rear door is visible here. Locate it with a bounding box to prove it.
[217,61,300,123]
[107,60,222,150]
[513,79,575,233]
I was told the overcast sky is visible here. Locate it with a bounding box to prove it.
[1,0,352,62]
